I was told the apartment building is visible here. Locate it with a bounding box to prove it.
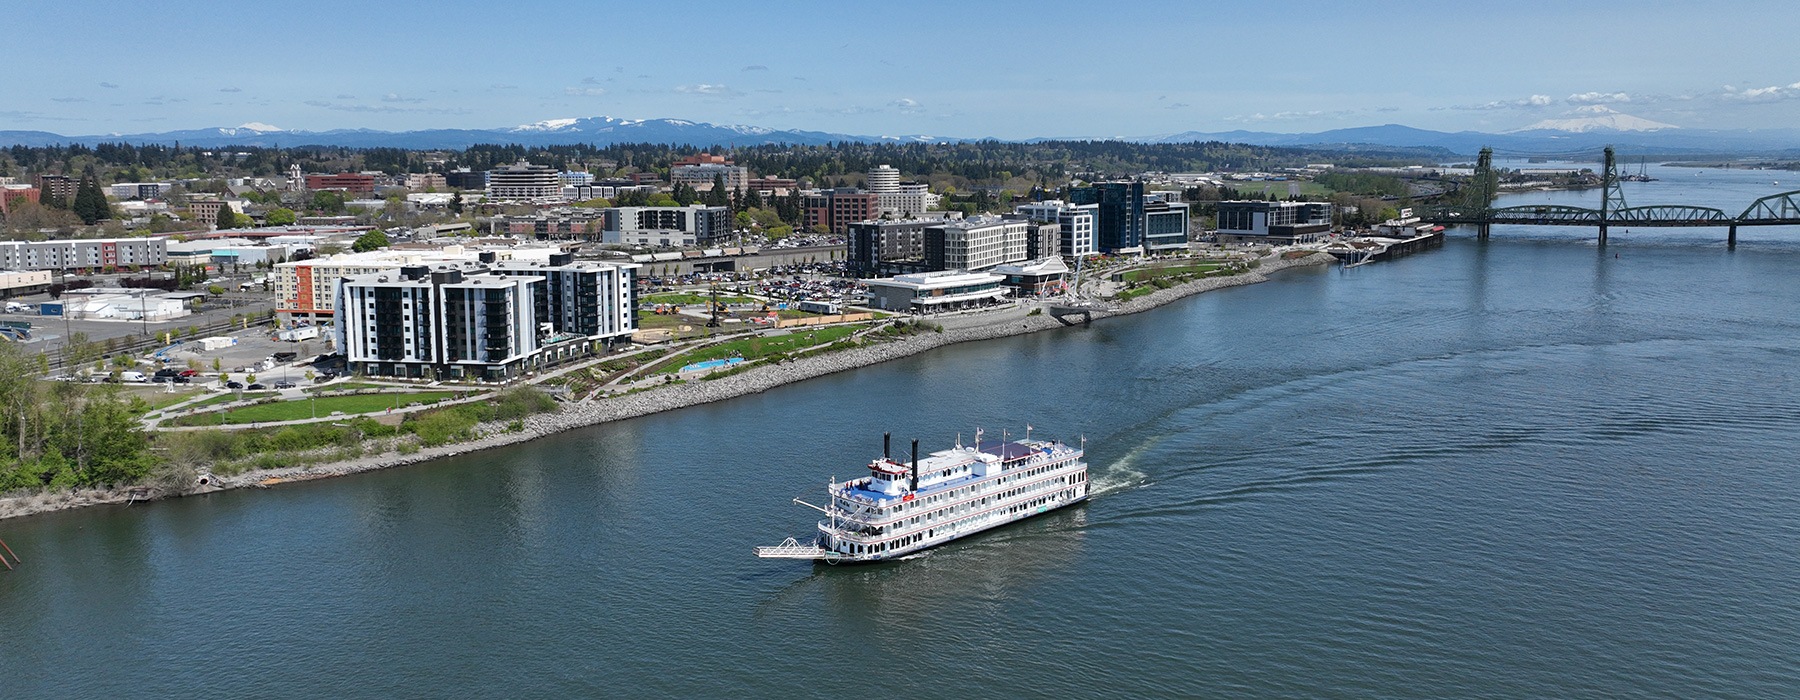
[273,245,559,323]
[0,238,167,271]
[804,188,880,234]
[923,217,1030,272]
[486,161,562,201]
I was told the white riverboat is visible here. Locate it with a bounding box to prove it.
[756,429,1089,563]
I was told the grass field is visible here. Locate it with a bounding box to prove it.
[642,293,757,306]
[303,382,390,394]
[653,324,862,374]
[181,391,279,411]
[170,391,462,426]
[119,386,210,411]
[1123,262,1226,283]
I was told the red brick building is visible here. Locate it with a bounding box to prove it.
[305,173,378,194]
[0,185,40,215]
[804,189,880,234]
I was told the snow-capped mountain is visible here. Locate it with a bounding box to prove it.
[1508,106,1679,134]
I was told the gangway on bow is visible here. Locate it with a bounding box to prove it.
[754,537,841,561]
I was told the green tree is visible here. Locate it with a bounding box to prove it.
[207,284,226,297]
[214,201,237,229]
[351,230,390,252]
[265,207,297,226]
[71,173,111,225]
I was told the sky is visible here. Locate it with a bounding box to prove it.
[5,0,1799,138]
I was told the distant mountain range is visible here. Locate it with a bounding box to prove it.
[4,111,1799,157]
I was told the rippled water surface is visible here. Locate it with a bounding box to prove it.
[5,203,1800,697]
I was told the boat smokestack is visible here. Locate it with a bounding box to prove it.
[910,439,920,491]
[884,432,891,460]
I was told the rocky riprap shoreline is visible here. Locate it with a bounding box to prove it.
[0,252,1334,520]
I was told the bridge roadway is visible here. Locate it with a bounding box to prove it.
[1423,189,1800,246]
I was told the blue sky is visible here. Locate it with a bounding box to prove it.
[5,0,1798,137]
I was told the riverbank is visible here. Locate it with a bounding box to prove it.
[0,252,1335,521]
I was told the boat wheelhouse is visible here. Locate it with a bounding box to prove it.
[756,429,1089,563]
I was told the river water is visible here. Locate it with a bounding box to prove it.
[5,171,1800,698]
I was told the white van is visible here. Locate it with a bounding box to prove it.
[119,370,147,382]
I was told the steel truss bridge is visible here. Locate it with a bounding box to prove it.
[1420,147,1800,247]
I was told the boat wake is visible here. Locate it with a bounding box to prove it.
[1089,436,1157,497]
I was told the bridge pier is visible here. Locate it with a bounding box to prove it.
[1477,223,1490,240]
[1597,225,1608,246]
[1728,225,1738,249]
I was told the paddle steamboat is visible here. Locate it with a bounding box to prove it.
[756,429,1089,563]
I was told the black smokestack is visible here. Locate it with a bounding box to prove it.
[910,439,919,491]
[884,432,891,460]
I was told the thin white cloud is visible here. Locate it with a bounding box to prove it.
[1568,91,1630,104]
[381,93,425,103]
[1720,82,1800,102]
[564,87,607,96]
[742,65,769,72]
[892,97,923,113]
[676,83,735,95]
[581,76,603,85]
[98,82,118,89]
[219,87,243,93]
[1451,94,1555,111]
[51,97,88,103]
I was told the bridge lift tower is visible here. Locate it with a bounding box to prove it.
[1598,146,1626,245]
[1473,147,1498,239]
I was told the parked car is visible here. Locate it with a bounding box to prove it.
[178,369,199,377]
[154,368,180,379]
[225,381,243,389]
[247,383,267,390]
[150,375,172,383]
[273,381,296,389]
[119,371,147,383]
[173,376,191,384]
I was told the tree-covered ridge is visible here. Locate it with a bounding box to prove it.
[3,140,1450,187]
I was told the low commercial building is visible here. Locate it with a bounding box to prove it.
[990,257,1072,297]
[1215,201,1333,244]
[602,229,696,248]
[864,270,1008,313]
[0,270,52,297]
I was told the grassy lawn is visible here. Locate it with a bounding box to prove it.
[303,381,391,394]
[642,292,757,306]
[183,391,279,410]
[119,386,211,411]
[1123,262,1225,283]
[169,391,462,426]
[654,324,863,374]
